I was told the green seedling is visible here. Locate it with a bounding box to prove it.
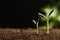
[32,19,39,34]
[38,9,54,34]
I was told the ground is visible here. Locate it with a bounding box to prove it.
[0,28,60,40]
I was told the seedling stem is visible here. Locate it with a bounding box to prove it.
[36,20,39,34]
[46,16,49,34]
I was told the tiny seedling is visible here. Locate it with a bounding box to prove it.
[38,9,54,34]
[32,19,39,34]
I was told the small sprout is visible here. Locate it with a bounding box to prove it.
[38,9,54,34]
[32,19,39,34]
[33,9,54,35]
[46,9,54,34]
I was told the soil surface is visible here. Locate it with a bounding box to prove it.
[0,28,60,40]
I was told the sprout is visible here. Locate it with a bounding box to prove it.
[38,9,54,34]
[32,9,54,35]
[32,19,39,34]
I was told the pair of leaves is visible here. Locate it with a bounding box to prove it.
[33,9,54,24]
[38,9,54,18]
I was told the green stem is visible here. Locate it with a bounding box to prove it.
[47,17,49,34]
[36,20,39,34]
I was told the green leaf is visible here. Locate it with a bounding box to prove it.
[48,9,54,16]
[38,13,46,18]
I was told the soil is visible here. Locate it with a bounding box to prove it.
[0,28,60,40]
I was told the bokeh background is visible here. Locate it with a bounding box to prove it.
[1,0,60,28]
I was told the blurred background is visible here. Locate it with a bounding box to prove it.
[1,0,60,28]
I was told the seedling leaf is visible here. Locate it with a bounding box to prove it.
[48,9,54,16]
[32,20,36,24]
[38,13,46,18]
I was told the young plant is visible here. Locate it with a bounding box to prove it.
[38,9,54,34]
[32,19,39,34]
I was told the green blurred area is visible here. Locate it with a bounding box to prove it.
[39,0,60,29]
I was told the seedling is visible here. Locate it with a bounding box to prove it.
[38,9,54,34]
[32,19,39,34]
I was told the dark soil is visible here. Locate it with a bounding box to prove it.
[0,28,60,40]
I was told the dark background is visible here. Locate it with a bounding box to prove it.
[1,0,54,28]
